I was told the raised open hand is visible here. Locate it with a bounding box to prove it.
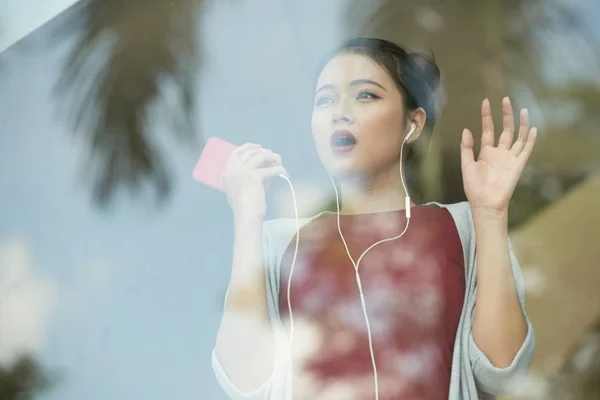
[461,97,537,214]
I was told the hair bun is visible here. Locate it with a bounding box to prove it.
[408,52,440,92]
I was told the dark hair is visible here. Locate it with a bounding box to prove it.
[316,37,440,131]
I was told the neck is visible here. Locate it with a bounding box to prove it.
[335,161,415,215]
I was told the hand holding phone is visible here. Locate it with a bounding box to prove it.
[193,137,288,221]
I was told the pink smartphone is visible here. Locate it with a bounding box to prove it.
[193,137,239,191]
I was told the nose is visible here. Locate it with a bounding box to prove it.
[332,101,354,125]
[333,115,352,124]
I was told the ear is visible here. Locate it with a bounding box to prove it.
[405,107,427,144]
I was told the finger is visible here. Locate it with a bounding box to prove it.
[246,150,282,169]
[232,143,261,158]
[263,176,273,191]
[258,165,289,178]
[460,129,476,167]
[481,98,495,149]
[511,108,530,156]
[517,127,537,167]
[237,146,273,164]
[236,142,261,151]
[235,147,263,164]
[498,97,515,149]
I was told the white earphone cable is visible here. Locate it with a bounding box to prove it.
[278,174,300,351]
[263,174,299,400]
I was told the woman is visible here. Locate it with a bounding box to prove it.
[212,37,536,400]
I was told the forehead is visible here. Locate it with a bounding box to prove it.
[316,52,393,89]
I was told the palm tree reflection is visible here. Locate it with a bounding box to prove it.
[50,0,600,213]
[0,355,58,400]
[53,0,201,207]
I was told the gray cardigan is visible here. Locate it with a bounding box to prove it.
[212,201,535,399]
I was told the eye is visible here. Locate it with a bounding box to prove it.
[357,90,379,100]
[315,96,333,107]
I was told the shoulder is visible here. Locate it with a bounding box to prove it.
[426,200,471,219]
[261,210,330,260]
[427,199,473,224]
[263,214,317,239]
[263,209,333,236]
[426,200,476,254]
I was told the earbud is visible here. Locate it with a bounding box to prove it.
[405,121,417,141]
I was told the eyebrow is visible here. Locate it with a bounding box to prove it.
[315,79,388,94]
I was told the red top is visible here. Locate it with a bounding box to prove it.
[278,205,466,399]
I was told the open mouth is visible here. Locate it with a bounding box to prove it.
[330,130,357,152]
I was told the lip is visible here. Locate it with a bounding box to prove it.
[330,129,357,153]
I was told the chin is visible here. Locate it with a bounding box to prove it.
[324,160,367,179]
[317,146,368,178]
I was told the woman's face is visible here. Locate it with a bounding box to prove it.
[311,52,407,178]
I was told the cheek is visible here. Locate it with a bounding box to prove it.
[311,110,331,144]
[359,106,403,137]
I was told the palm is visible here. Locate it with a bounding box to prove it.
[461,97,537,213]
